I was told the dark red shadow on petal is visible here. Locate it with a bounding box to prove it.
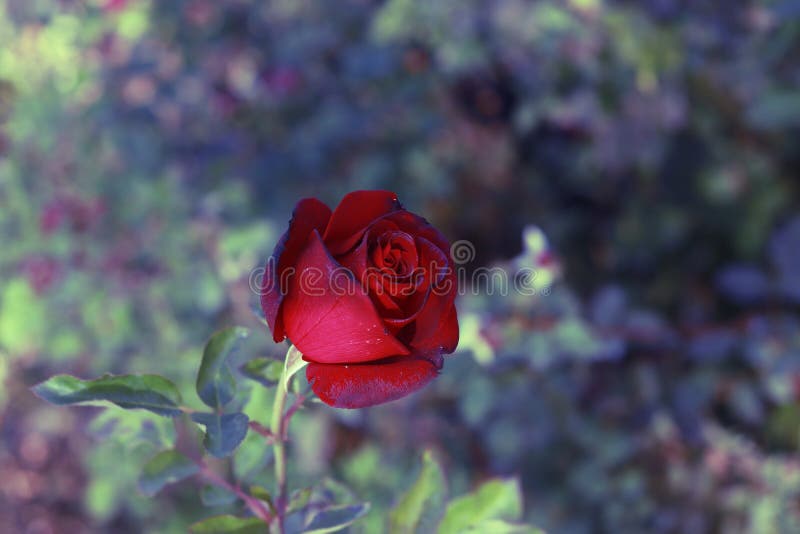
[323,190,402,255]
[306,356,441,409]
[413,303,459,354]
[261,198,332,342]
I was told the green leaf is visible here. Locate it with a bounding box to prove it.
[88,408,176,449]
[437,478,523,534]
[284,345,309,394]
[192,412,249,458]
[190,515,266,534]
[303,503,370,534]
[316,477,357,504]
[249,485,275,512]
[240,357,283,388]
[32,374,183,417]
[390,450,447,534]
[197,327,250,409]
[288,487,313,514]
[138,450,198,496]
[0,278,45,355]
[201,484,238,507]
[460,520,544,533]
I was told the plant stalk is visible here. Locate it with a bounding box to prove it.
[269,352,290,533]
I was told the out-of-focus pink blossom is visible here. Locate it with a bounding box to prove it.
[102,0,129,13]
[23,256,61,295]
[40,196,106,235]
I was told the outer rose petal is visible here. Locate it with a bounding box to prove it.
[306,356,440,408]
[397,236,457,346]
[323,190,402,255]
[282,230,410,364]
[412,303,459,354]
[261,198,332,342]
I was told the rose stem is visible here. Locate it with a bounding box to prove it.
[270,351,291,533]
[174,415,272,523]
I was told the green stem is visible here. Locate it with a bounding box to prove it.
[270,353,290,533]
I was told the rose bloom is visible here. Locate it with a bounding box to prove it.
[261,191,459,408]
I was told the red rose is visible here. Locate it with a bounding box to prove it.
[261,191,459,408]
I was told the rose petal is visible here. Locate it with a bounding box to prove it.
[261,198,332,342]
[367,273,406,316]
[337,220,406,316]
[381,236,452,329]
[379,231,417,275]
[306,356,440,408]
[415,236,450,285]
[412,303,459,354]
[323,190,402,255]
[403,238,457,346]
[384,210,451,255]
[282,230,410,364]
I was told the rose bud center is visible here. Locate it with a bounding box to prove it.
[371,231,417,278]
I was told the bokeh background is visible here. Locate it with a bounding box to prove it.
[2,0,800,532]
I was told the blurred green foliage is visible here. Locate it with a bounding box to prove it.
[2,0,800,532]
